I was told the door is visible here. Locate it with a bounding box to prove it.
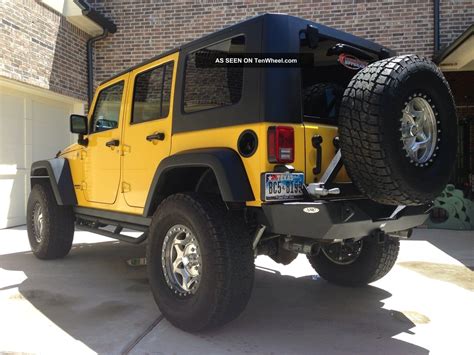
[122,53,177,208]
[83,76,128,204]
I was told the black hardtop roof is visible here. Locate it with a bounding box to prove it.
[101,13,393,85]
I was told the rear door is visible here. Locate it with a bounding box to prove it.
[122,53,178,208]
[83,75,128,204]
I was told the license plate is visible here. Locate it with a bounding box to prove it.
[264,173,305,201]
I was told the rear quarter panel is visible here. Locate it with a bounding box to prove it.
[171,122,307,207]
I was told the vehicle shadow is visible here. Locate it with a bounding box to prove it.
[0,241,428,354]
[215,268,427,355]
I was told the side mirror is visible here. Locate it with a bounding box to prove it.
[70,114,89,146]
[70,114,88,134]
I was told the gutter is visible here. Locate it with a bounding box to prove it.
[434,0,440,53]
[87,31,109,104]
[73,0,117,104]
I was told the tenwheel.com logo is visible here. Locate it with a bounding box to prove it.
[195,52,314,68]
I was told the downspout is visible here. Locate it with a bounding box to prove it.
[434,0,440,53]
[87,30,109,105]
[73,0,116,105]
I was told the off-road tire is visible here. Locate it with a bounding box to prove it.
[339,55,457,205]
[26,183,75,259]
[147,193,254,332]
[307,234,400,287]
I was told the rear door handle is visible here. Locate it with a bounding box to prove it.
[146,132,165,142]
[106,139,120,147]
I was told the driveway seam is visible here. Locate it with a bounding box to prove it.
[121,315,164,355]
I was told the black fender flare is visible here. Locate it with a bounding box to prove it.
[143,148,254,216]
[30,158,77,205]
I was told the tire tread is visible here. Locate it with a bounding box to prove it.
[27,183,74,259]
[307,234,400,287]
[339,54,454,205]
[147,193,254,331]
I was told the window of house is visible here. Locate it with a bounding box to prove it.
[90,81,124,133]
[132,62,174,124]
[183,35,245,113]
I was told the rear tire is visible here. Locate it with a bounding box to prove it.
[307,234,400,287]
[147,193,254,332]
[26,183,75,259]
[339,55,457,205]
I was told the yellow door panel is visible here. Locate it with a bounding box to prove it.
[122,53,178,208]
[83,75,129,205]
[303,122,349,183]
[84,129,122,203]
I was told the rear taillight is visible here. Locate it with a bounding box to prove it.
[268,126,294,163]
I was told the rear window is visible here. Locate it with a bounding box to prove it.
[300,36,377,123]
[183,35,245,113]
[132,62,174,124]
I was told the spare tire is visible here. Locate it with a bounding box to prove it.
[339,55,457,206]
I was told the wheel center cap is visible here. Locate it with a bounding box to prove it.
[400,96,438,165]
[162,224,202,295]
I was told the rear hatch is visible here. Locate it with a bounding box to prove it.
[299,33,382,186]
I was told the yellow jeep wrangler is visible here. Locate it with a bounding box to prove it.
[27,14,457,332]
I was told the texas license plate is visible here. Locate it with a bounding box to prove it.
[264,173,305,201]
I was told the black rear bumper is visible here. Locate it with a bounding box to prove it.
[259,199,429,240]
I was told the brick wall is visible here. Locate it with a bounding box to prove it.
[0,0,89,101]
[440,0,474,49]
[87,0,473,87]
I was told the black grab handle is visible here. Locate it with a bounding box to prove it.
[146,132,165,141]
[312,135,323,177]
[105,139,120,147]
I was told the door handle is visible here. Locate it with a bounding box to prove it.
[106,139,120,147]
[146,132,165,142]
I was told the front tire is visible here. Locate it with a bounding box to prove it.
[26,183,75,259]
[147,193,254,332]
[307,233,400,287]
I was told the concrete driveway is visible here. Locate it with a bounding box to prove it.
[0,227,472,355]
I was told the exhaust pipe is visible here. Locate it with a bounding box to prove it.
[282,237,320,255]
[389,229,413,239]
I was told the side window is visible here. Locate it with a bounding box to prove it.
[183,35,245,113]
[90,81,124,133]
[132,62,174,124]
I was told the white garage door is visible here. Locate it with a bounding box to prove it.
[0,79,84,229]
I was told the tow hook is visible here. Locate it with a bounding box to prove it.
[372,228,413,241]
[369,229,390,244]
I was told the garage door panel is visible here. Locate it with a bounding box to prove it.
[0,170,27,229]
[0,83,84,228]
[0,93,26,167]
[32,99,71,161]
